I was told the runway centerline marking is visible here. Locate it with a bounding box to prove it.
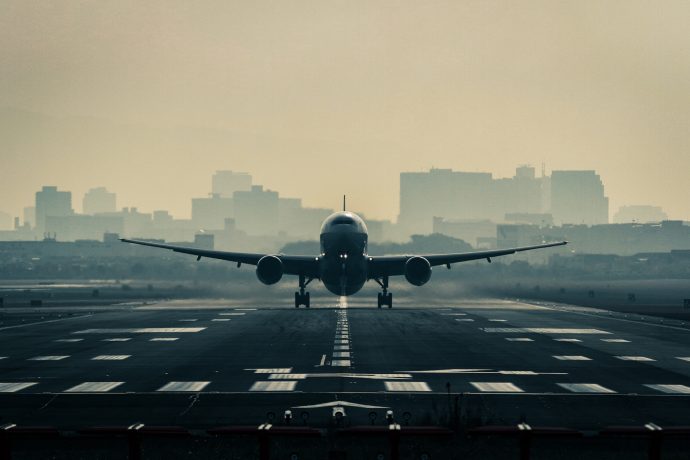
[0,382,38,393]
[157,381,210,392]
[65,382,124,392]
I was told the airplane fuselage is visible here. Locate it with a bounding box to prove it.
[318,211,369,295]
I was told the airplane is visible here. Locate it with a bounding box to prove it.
[121,197,567,308]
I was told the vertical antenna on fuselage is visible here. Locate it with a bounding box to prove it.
[343,195,346,211]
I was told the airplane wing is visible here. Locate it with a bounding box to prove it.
[368,241,567,277]
[120,239,319,277]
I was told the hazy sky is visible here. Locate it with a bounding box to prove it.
[1,1,689,221]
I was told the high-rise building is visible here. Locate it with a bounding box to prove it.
[83,187,117,215]
[191,194,234,230]
[212,171,252,197]
[613,205,667,223]
[550,171,608,225]
[233,185,279,235]
[35,186,73,234]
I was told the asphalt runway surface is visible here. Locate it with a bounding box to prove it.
[1,295,689,430]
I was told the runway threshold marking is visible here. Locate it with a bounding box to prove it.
[157,381,210,392]
[384,381,431,392]
[483,328,610,334]
[557,383,615,393]
[65,382,124,392]
[28,355,69,361]
[74,328,205,334]
[249,368,293,373]
[645,384,690,394]
[0,382,38,393]
[471,382,524,392]
[250,381,297,392]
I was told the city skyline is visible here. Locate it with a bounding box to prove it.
[2,2,690,222]
[0,163,680,226]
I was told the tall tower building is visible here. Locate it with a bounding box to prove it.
[35,186,73,234]
[550,171,608,225]
[83,187,117,215]
[211,171,252,197]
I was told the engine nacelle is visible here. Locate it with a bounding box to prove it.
[404,256,432,286]
[256,255,283,285]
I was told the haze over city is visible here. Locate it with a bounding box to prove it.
[2,0,690,221]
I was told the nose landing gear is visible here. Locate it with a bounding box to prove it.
[295,275,313,308]
[375,276,393,308]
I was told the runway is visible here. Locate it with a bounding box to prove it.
[1,295,689,429]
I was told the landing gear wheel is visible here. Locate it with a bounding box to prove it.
[294,292,300,308]
[386,292,393,308]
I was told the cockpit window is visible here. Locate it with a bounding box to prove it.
[332,216,355,225]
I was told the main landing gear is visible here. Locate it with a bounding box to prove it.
[375,276,393,308]
[295,275,313,308]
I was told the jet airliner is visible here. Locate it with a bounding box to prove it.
[121,200,566,308]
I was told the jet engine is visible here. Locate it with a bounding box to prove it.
[404,256,432,286]
[256,255,283,285]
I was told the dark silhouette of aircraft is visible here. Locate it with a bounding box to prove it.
[121,197,566,308]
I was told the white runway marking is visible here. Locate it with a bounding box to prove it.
[676,357,690,362]
[0,382,37,393]
[251,368,293,374]
[601,339,630,343]
[157,381,210,392]
[91,355,131,360]
[250,381,297,391]
[333,351,351,358]
[558,383,615,393]
[506,338,533,342]
[489,319,507,322]
[234,308,256,311]
[334,345,349,350]
[65,382,124,392]
[553,355,591,361]
[455,319,474,322]
[335,340,349,345]
[29,355,69,361]
[219,312,246,316]
[268,373,307,380]
[616,356,655,362]
[442,313,467,316]
[499,370,538,375]
[75,328,205,334]
[178,319,198,322]
[211,319,231,322]
[483,328,609,334]
[645,384,690,394]
[0,357,6,360]
[471,382,524,392]
[103,338,131,342]
[384,381,431,392]
[319,354,326,366]
[331,359,351,367]
[55,338,83,343]
[150,337,178,341]
[555,338,582,342]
